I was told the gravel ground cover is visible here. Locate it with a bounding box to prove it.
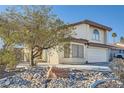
[0,67,123,88]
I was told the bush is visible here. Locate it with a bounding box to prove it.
[0,50,17,70]
[109,58,124,83]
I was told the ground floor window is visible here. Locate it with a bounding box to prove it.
[72,44,84,58]
[64,44,84,58]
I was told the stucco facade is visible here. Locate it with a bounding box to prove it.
[72,24,108,44]
[23,20,112,65]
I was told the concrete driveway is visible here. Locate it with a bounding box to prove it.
[86,62,110,67]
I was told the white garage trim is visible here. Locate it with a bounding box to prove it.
[87,47,108,63]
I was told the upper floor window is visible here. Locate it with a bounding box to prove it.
[93,29,100,41]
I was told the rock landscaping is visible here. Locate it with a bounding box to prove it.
[96,80,123,88]
[0,66,123,88]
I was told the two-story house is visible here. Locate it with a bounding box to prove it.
[24,20,112,65]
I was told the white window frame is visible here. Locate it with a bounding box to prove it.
[93,29,100,41]
[72,44,84,58]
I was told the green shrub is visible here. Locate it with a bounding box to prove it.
[0,50,17,69]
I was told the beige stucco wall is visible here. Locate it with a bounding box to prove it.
[23,47,31,62]
[23,43,110,64]
[89,26,107,44]
[23,46,49,63]
[72,24,89,40]
[47,48,59,64]
[23,47,60,64]
[72,23,108,44]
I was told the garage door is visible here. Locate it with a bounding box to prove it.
[87,47,108,63]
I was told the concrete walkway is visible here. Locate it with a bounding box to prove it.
[38,63,111,72]
[16,62,111,72]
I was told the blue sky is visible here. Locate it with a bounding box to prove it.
[0,5,124,47]
[52,5,124,43]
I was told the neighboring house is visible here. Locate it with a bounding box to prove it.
[110,43,124,59]
[23,20,112,65]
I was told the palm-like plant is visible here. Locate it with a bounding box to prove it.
[120,36,124,43]
[112,32,117,43]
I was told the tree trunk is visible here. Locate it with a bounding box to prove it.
[30,46,43,66]
[0,65,6,78]
[30,47,35,66]
[39,50,43,61]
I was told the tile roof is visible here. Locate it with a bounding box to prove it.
[69,19,112,31]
